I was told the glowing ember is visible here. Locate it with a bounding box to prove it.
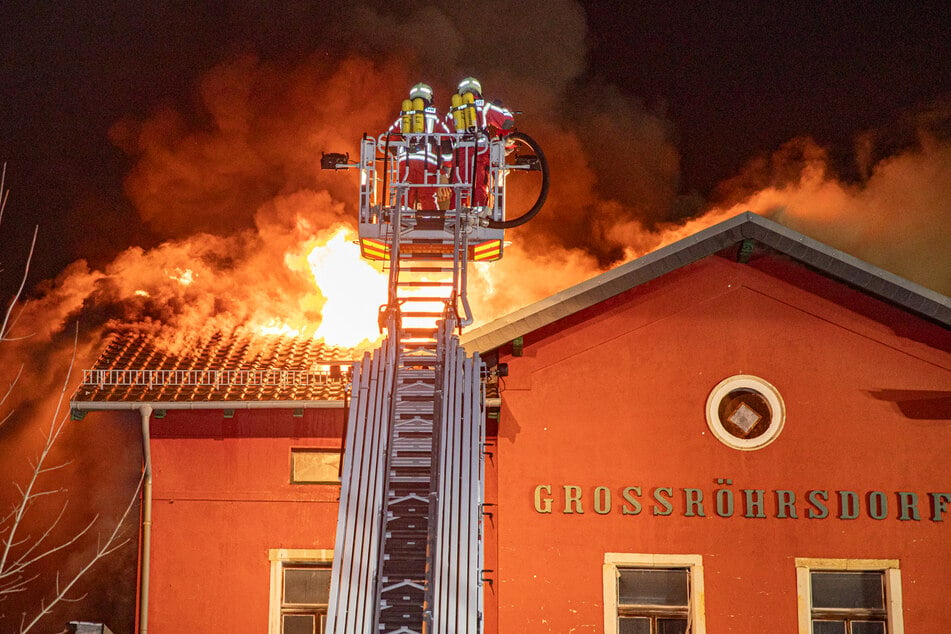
[169,268,194,285]
[257,319,305,338]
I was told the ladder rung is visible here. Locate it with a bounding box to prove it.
[398,281,453,287]
[399,360,436,368]
[397,361,436,369]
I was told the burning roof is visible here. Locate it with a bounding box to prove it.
[70,214,949,408]
[73,327,355,404]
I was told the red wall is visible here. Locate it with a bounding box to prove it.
[147,407,344,632]
[491,254,951,632]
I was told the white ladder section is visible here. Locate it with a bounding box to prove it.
[327,199,486,634]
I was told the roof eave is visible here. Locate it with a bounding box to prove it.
[70,399,345,412]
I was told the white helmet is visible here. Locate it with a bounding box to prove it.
[458,77,482,97]
[409,82,434,102]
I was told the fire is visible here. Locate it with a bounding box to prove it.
[307,226,387,348]
[169,268,194,285]
[3,55,947,368]
[256,319,306,337]
[2,21,947,634]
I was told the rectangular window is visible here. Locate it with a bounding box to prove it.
[604,554,706,634]
[282,565,331,633]
[795,559,904,634]
[291,448,341,484]
[269,549,334,634]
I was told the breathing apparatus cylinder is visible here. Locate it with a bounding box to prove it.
[463,92,478,131]
[412,97,426,133]
[451,93,466,132]
[400,99,414,133]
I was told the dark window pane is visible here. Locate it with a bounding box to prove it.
[811,572,884,609]
[619,616,650,634]
[813,621,846,634]
[851,621,886,634]
[618,568,688,606]
[283,614,315,634]
[718,388,772,439]
[658,618,688,634]
[284,567,331,605]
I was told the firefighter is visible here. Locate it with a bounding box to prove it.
[387,82,453,215]
[447,77,515,209]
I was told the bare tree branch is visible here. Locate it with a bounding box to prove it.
[0,162,37,344]
[5,505,97,582]
[17,473,142,633]
[1,175,139,629]
[0,227,36,344]
[0,363,23,428]
[0,325,130,630]
[0,162,7,228]
[0,329,77,581]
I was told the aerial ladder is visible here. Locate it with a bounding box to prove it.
[322,116,548,633]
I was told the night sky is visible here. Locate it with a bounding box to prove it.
[2,1,948,298]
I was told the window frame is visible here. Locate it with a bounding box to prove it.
[268,548,334,634]
[795,558,904,634]
[289,447,342,485]
[603,553,706,634]
[705,375,786,450]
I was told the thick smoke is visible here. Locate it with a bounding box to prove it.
[708,126,951,296]
[78,0,688,333]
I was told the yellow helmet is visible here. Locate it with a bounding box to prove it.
[409,82,434,102]
[458,77,482,97]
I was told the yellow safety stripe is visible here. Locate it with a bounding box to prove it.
[361,238,390,261]
[362,237,502,261]
[471,240,502,261]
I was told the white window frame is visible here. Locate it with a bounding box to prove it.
[795,558,904,634]
[603,553,706,634]
[268,548,334,634]
[705,374,786,450]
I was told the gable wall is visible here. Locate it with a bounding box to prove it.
[491,254,951,632]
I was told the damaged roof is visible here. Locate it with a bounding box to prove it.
[461,212,951,354]
[72,212,949,408]
[72,327,356,407]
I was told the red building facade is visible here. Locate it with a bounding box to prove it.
[73,213,951,633]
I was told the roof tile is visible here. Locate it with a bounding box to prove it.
[73,326,357,403]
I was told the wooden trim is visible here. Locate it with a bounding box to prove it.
[267,549,334,634]
[603,553,706,634]
[794,558,903,634]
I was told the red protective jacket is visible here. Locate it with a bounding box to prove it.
[447,98,515,206]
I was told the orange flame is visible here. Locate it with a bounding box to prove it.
[308,227,386,347]
[2,55,946,372]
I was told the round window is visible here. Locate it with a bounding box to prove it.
[705,375,785,450]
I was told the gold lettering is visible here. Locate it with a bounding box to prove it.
[533,485,552,514]
[622,487,642,515]
[564,485,584,514]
